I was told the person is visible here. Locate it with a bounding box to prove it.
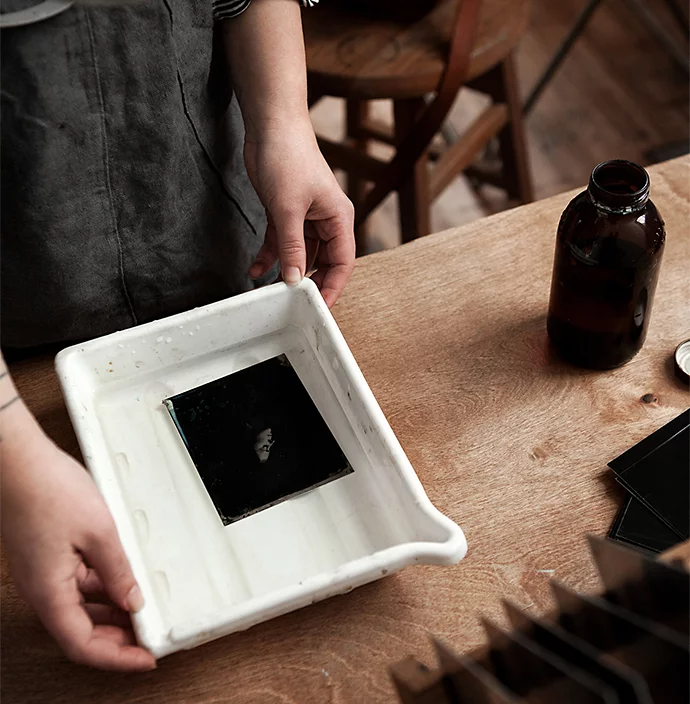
[0,0,355,672]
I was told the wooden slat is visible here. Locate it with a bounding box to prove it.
[317,136,388,180]
[355,117,397,146]
[464,163,506,190]
[429,103,508,200]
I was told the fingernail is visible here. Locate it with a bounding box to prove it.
[126,585,145,613]
[283,266,302,286]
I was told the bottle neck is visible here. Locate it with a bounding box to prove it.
[588,160,650,214]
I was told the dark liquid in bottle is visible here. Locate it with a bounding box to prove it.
[547,161,665,370]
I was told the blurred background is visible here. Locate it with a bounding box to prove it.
[306,0,689,254]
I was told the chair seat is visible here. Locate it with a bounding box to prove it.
[304,0,531,100]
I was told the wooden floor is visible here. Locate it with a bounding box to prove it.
[309,0,689,253]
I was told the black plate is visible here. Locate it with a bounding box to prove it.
[165,355,353,525]
[609,494,679,555]
[609,410,690,541]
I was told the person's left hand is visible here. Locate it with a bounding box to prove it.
[244,122,355,308]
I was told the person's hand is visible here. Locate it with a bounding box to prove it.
[244,122,355,308]
[2,431,156,671]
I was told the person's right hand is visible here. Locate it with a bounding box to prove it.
[2,431,156,671]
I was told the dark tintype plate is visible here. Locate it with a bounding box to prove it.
[610,410,689,541]
[164,355,353,525]
[609,494,679,555]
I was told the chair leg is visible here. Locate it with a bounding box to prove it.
[496,54,534,204]
[393,98,431,244]
[345,100,370,256]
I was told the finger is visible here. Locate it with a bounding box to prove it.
[272,207,307,286]
[310,217,355,308]
[313,261,354,308]
[80,522,144,614]
[72,626,155,671]
[33,587,156,671]
[77,633,155,671]
[90,625,143,657]
[310,267,327,290]
[249,225,279,279]
[84,603,133,630]
[91,624,136,647]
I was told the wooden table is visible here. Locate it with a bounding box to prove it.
[2,157,688,704]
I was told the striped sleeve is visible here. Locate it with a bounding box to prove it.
[213,0,320,22]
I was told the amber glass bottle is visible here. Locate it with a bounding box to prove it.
[547,160,666,369]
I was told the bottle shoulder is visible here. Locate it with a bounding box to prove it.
[557,191,665,258]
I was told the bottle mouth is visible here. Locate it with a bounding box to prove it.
[588,160,650,212]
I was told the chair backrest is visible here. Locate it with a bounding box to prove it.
[355,0,482,228]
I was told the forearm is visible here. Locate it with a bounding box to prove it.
[222,0,311,142]
[0,351,152,670]
[0,356,48,499]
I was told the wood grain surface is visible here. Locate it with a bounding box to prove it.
[2,157,688,703]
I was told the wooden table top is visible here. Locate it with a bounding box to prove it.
[2,156,688,703]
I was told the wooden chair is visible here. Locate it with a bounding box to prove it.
[304,0,534,253]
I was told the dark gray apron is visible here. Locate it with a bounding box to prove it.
[1,0,268,349]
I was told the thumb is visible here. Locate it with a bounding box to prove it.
[272,206,307,286]
[81,522,144,614]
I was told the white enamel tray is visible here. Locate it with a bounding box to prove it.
[56,279,467,658]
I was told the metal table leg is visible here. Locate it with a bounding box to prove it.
[523,0,606,115]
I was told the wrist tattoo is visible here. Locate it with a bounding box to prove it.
[0,395,19,412]
[0,371,8,381]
